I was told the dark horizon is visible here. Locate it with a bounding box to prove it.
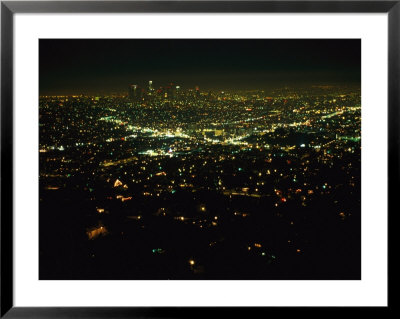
[39,39,361,95]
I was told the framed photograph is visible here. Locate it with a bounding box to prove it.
[1,0,395,317]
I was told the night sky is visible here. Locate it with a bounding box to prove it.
[39,39,361,95]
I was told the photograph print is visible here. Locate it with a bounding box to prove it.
[39,39,361,280]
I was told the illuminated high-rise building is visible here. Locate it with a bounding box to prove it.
[128,84,140,101]
[149,80,153,91]
[167,83,176,99]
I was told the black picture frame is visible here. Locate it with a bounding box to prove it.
[0,0,395,317]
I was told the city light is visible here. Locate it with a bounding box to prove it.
[39,39,361,280]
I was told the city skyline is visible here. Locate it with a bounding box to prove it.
[39,39,361,95]
[39,39,361,280]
